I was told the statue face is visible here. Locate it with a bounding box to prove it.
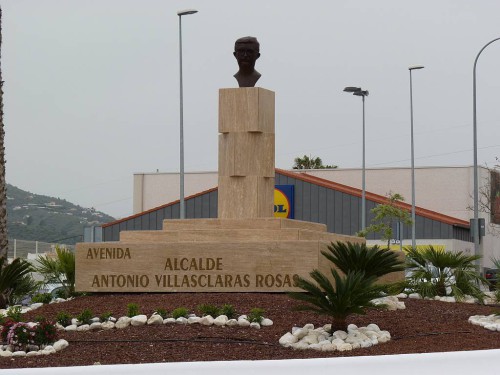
[234,43,260,70]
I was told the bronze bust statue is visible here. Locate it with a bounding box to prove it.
[233,36,261,87]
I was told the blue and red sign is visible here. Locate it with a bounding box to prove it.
[274,185,294,219]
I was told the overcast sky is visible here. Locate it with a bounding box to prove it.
[3,0,500,218]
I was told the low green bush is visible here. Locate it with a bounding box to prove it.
[76,308,93,325]
[220,304,237,319]
[247,308,265,323]
[56,311,72,327]
[6,306,23,322]
[100,311,113,322]
[154,308,168,319]
[172,307,189,319]
[197,303,220,317]
[31,293,53,304]
[127,303,140,317]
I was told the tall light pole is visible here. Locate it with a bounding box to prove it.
[409,65,424,249]
[473,37,500,263]
[344,86,369,231]
[177,9,198,219]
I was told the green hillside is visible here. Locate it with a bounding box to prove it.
[7,184,115,245]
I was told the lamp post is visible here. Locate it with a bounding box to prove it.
[344,87,369,231]
[473,37,500,263]
[409,65,424,250]
[177,9,198,219]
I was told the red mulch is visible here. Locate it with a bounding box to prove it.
[1,293,499,369]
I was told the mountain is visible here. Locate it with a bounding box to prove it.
[6,184,115,245]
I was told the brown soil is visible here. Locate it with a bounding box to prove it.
[1,293,500,369]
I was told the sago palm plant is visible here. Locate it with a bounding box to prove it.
[289,269,385,332]
[322,241,404,280]
[36,246,75,298]
[0,257,33,308]
[404,246,487,302]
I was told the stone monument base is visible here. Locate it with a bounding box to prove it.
[75,218,403,293]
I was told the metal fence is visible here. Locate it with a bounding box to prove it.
[7,239,75,260]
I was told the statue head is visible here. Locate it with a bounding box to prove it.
[233,36,261,87]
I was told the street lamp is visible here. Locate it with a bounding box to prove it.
[177,9,198,219]
[409,65,424,250]
[472,37,500,263]
[344,86,369,230]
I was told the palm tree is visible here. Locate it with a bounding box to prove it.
[0,257,33,308]
[322,241,404,280]
[289,269,384,331]
[36,246,76,298]
[404,246,487,302]
[293,155,337,169]
[0,7,8,261]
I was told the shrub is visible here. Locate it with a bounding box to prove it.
[0,257,33,308]
[6,322,35,351]
[0,318,16,342]
[35,246,75,298]
[197,304,220,317]
[154,308,168,319]
[100,311,113,322]
[172,307,189,319]
[127,303,140,317]
[220,304,237,319]
[31,293,53,304]
[289,269,385,331]
[56,311,72,327]
[6,306,23,322]
[76,309,93,325]
[33,319,58,346]
[247,308,265,323]
[403,246,487,301]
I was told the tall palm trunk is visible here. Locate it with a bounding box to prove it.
[0,7,8,261]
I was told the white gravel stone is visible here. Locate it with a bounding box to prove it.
[71,318,79,326]
[199,316,214,326]
[0,350,12,357]
[147,315,164,325]
[176,317,188,325]
[226,319,238,327]
[163,318,176,324]
[131,315,148,326]
[408,293,422,299]
[279,332,298,347]
[214,315,228,326]
[332,330,348,340]
[89,322,102,331]
[76,324,90,332]
[250,322,261,329]
[53,339,69,352]
[101,321,115,330]
[55,323,65,331]
[347,324,358,332]
[12,351,27,357]
[115,317,132,329]
[261,318,273,327]
[30,303,44,310]
[187,316,201,324]
[396,293,408,299]
[337,343,353,351]
[303,323,314,330]
[237,319,250,327]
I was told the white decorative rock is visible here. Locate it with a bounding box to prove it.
[147,315,164,325]
[408,293,422,299]
[90,317,100,323]
[30,303,44,310]
[76,324,90,332]
[292,328,309,339]
[176,317,188,325]
[332,330,348,340]
[226,319,238,327]
[43,346,56,354]
[109,317,117,322]
[71,318,79,326]
[214,315,228,326]
[131,315,148,326]
[337,343,353,351]
[53,339,69,352]
[115,317,132,329]
[101,321,115,330]
[199,315,214,326]
[187,316,201,324]
[64,324,77,332]
[237,319,250,327]
[302,334,318,345]
[250,322,261,329]
[0,350,12,357]
[55,323,65,331]
[303,323,314,330]
[238,315,248,321]
[308,343,322,351]
[12,351,27,357]
[261,318,273,327]
[89,322,102,330]
[291,341,309,350]
[347,324,358,332]
[320,343,336,352]
[279,332,298,347]
[396,293,408,299]
[163,318,176,324]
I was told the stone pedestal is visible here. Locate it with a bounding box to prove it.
[218,88,275,219]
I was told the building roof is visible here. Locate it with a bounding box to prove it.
[103,169,470,228]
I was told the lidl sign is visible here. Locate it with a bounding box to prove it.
[274,185,294,219]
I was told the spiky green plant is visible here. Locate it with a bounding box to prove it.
[403,246,487,302]
[289,269,385,332]
[36,246,75,298]
[323,241,404,280]
[0,257,33,308]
